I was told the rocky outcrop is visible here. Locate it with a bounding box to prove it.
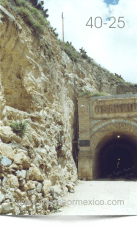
[0,2,137,215]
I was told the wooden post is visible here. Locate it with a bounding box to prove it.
[62,12,64,42]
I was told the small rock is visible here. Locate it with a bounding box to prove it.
[2,176,7,186]
[6,174,19,188]
[66,183,75,192]
[42,180,51,196]
[27,189,36,196]
[1,203,12,214]
[0,205,2,214]
[19,179,26,186]
[0,191,5,203]
[0,156,12,166]
[16,170,26,179]
[36,182,42,192]
[0,173,4,178]
[69,189,75,193]
[20,205,26,212]
[37,193,42,199]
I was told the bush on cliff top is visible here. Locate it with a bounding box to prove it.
[9,0,49,33]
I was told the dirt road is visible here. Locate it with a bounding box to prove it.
[52,180,137,215]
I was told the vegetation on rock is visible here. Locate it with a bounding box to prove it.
[80,91,108,97]
[10,121,27,137]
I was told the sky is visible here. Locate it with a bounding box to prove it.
[43,0,137,83]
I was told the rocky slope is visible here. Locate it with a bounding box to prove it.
[0,2,137,215]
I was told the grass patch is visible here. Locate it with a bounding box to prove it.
[29,6,49,26]
[12,0,49,33]
[0,0,7,7]
[126,92,132,94]
[16,6,44,33]
[14,0,29,7]
[58,40,78,62]
[10,120,27,137]
[80,91,108,97]
[111,74,124,83]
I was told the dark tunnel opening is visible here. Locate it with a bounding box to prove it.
[95,133,137,180]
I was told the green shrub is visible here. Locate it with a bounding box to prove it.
[14,0,30,8]
[81,53,88,59]
[80,92,91,96]
[10,121,27,137]
[90,92,108,97]
[90,59,99,67]
[87,58,92,64]
[29,7,49,26]
[0,0,7,6]
[16,6,44,33]
[80,91,108,97]
[108,73,124,83]
[63,42,78,62]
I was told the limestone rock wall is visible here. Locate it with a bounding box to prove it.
[0,4,137,215]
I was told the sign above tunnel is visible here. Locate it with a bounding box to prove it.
[90,94,137,119]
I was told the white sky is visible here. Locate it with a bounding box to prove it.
[43,0,137,83]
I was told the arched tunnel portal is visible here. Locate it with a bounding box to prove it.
[77,94,137,181]
[94,132,137,180]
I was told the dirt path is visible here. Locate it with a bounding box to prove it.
[52,180,137,215]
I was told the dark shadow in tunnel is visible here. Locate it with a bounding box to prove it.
[94,133,137,180]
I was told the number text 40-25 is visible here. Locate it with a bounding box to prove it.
[86,17,125,28]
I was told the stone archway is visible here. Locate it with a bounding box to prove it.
[91,121,137,180]
[77,94,137,180]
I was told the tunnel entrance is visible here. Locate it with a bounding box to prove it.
[77,94,137,180]
[96,133,137,180]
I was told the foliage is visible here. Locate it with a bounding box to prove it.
[81,53,88,59]
[87,58,92,64]
[29,6,49,26]
[111,74,124,83]
[133,83,137,87]
[10,120,27,137]
[80,91,108,97]
[0,0,7,6]
[16,6,44,33]
[12,0,49,33]
[90,59,99,67]
[53,205,58,211]
[14,0,28,7]
[50,27,58,38]
[58,40,78,62]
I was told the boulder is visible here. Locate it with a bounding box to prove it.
[50,185,62,200]
[1,203,13,214]
[6,174,19,188]
[15,189,27,198]
[14,152,30,169]
[0,143,15,161]
[0,156,12,166]
[26,180,36,190]
[26,165,44,182]
[66,183,75,192]
[16,170,26,179]
[0,126,19,143]
[42,180,51,196]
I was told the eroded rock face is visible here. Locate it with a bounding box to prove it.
[1,2,136,216]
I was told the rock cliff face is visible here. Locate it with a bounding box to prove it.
[0,3,137,215]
